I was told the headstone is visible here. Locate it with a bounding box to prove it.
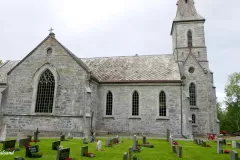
[232,140,237,148]
[34,128,40,142]
[17,130,22,142]
[82,137,88,144]
[19,138,30,148]
[230,150,238,160]
[123,152,128,160]
[2,140,16,150]
[0,125,7,142]
[194,139,198,144]
[217,138,223,154]
[166,129,170,142]
[236,142,240,149]
[81,146,88,156]
[60,135,65,141]
[143,136,147,144]
[96,140,102,151]
[169,135,173,145]
[222,139,226,145]
[177,145,182,158]
[52,141,61,150]
[202,140,206,147]
[132,135,137,151]
[27,135,32,141]
[129,146,133,160]
[67,132,73,139]
[197,139,202,145]
[172,145,176,153]
[25,145,39,158]
[56,148,70,160]
[105,138,112,147]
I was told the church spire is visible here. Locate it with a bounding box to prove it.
[174,0,205,21]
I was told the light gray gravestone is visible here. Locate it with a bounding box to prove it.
[132,135,137,151]
[230,150,238,160]
[166,129,170,142]
[232,141,236,148]
[177,145,182,158]
[217,138,223,154]
[143,136,147,144]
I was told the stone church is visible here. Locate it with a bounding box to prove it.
[0,0,219,138]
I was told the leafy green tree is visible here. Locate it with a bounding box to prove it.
[0,60,2,65]
[224,72,240,132]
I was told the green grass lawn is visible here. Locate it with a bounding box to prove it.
[0,138,239,160]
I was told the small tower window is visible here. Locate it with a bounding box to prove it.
[185,0,188,3]
[106,91,113,115]
[189,83,196,106]
[132,91,139,116]
[187,30,193,47]
[192,114,196,124]
[159,91,166,116]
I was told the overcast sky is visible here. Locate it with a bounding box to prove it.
[0,0,239,106]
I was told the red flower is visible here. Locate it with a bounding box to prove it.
[25,143,31,148]
[173,141,178,145]
[224,150,230,154]
[64,158,72,160]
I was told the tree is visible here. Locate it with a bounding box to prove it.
[224,72,240,132]
[0,60,2,65]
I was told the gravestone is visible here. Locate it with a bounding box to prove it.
[34,128,40,142]
[222,139,226,145]
[232,141,236,148]
[27,135,32,141]
[169,135,173,145]
[132,135,137,151]
[166,129,170,142]
[236,142,240,149]
[217,138,223,154]
[2,140,16,150]
[123,152,128,160]
[197,139,202,145]
[82,137,88,144]
[202,140,206,147]
[67,132,73,139]
[19,138,30,148]
[143,136,147,144]
[81,146,88,156]
[172,145,176,153]
[105,138,111,147]
[0,125,7,142]
[129,146,133,160]
[194,139,198,144]
[17,130,22,142]
[52,141,61,150]
[96,140,102,151]
[56,148,70,160]
[25,145,39,158]
[177,145,182,158]
[60,135,65,141]
[230,150,238,160]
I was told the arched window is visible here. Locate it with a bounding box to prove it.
[159,91,166,116]
[192,114,196,124]
[188,30,192,47]
[132,91,139,116]
[35,69,55,113]
[106,91,113,115]
[189,83,196,106]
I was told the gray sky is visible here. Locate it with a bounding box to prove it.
[0,0,239,105]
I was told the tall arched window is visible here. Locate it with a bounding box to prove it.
[188,30,192,47]
[159,91,166,116]
[106,91,113,115]
[192,114,196,124]
[132,91,139,116]
[189,83,196,106]
[35,69,55,113]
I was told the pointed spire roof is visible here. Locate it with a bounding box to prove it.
[174,0,205,22]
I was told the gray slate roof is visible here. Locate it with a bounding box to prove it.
[82,54,181,82]
[0,54,181,84]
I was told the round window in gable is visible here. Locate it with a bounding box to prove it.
[189,67,195,73]
[46,47,53,55]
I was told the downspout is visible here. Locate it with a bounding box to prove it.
[181,81,187,139]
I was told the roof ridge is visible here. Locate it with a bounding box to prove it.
[81,54,172,59]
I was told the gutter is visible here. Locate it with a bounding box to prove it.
[181,81,188,139]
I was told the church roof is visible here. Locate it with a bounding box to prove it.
[0,54,181,84]
[82,54,181,83]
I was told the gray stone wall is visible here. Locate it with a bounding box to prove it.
[96,84,182,136]
[1,36,88,136]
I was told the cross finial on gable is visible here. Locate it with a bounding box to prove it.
[49,27,54,34]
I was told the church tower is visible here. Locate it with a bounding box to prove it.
[171,0,219,136]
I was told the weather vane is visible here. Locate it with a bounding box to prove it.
[49,27,54,34]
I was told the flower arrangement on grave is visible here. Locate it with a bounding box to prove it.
[84,152,95,157]
[114,139,119,144]
[173,140,178,145]
[25,143,31,148]
[224,150,230,154]
[64,158,73,160]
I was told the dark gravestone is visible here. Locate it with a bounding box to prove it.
[236,142,240,149]
[166,129,170,142]
[222,139,226,145]
[52,141,61,150]
[60,135,65,141]
[56,148,70,160]
[202,140,206,147]
[143,136,147,144]
[82,138,88,144]
[194,139,198,144]
[123,152,128,160]
[230,150,238,160]
[25,145,39,158]
[34,128,40,142]
[81,146,88,157]
[198,139,202,145]
[129,146,133,160]
[27,135,32,141]
[19,138,30,147]
[172,145,176,153]
[2,140,16,150]
[217,138,223,154]
[177,145,182,158]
